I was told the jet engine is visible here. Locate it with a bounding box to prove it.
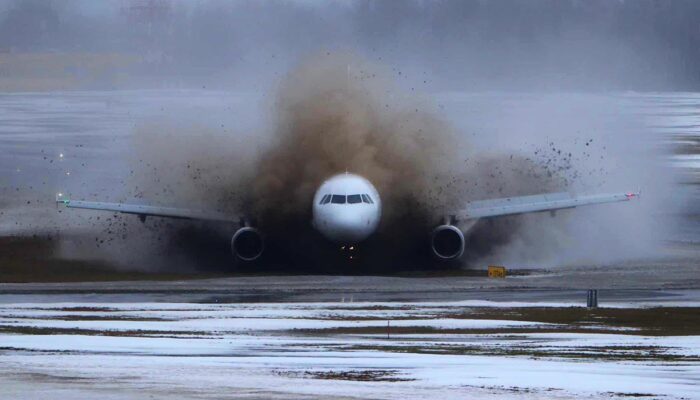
[231,227,264,261]
[430,224,465,260]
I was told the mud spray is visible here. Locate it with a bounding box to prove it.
[65,54,658,272]
[86,53,587,272]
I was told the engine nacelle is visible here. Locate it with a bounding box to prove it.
[430,224,465,260]
[231,227,264,262]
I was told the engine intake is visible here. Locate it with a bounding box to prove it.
[430,224,465,260]
[231,227,264,261]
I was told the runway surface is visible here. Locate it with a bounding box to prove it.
[1,265,700,400]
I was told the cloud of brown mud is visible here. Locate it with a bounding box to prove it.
[243,54,487,267]
[113,53,575,270]
[3,56,668,273]
[251,54,464,227]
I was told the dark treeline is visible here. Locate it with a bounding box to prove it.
[0,0,698,91]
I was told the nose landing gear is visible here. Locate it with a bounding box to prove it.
[339,244,358,261]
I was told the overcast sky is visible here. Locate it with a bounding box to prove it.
[1,0,699,91]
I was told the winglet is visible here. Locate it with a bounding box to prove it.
[625,189,641,200]
[55,192,70,205]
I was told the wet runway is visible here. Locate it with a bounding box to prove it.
[2,265,700,399]
[2,254,699,399]
[1,278,699,400]
[2,271,700,305]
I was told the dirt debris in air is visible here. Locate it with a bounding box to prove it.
[121,53,571,271]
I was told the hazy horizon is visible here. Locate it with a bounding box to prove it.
[1,0,699,92]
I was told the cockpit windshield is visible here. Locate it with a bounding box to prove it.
[331,194,346,204]
[322,194,374,205]
[347,194,362,204]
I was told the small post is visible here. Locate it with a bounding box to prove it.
[594,289,598,307]
[587,289,598,308]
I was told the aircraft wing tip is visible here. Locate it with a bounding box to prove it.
[625,190,641,200]
[55,192,70,204]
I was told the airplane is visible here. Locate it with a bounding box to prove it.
[56,172,639,263]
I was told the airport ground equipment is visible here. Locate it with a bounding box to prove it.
[488,266,507,278]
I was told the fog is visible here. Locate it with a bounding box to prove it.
[1,0,699,91]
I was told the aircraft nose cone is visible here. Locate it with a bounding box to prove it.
[330,213,371,243]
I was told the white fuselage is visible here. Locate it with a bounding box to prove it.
[312,173,382,244]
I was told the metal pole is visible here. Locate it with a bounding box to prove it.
[587,290,591,307]
[587,289,598,308]
[594,290,598,307]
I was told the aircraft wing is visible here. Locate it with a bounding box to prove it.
[55,194,236,223]
[458,191,639,220]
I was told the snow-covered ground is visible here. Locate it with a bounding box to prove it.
[1,300,698,399]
